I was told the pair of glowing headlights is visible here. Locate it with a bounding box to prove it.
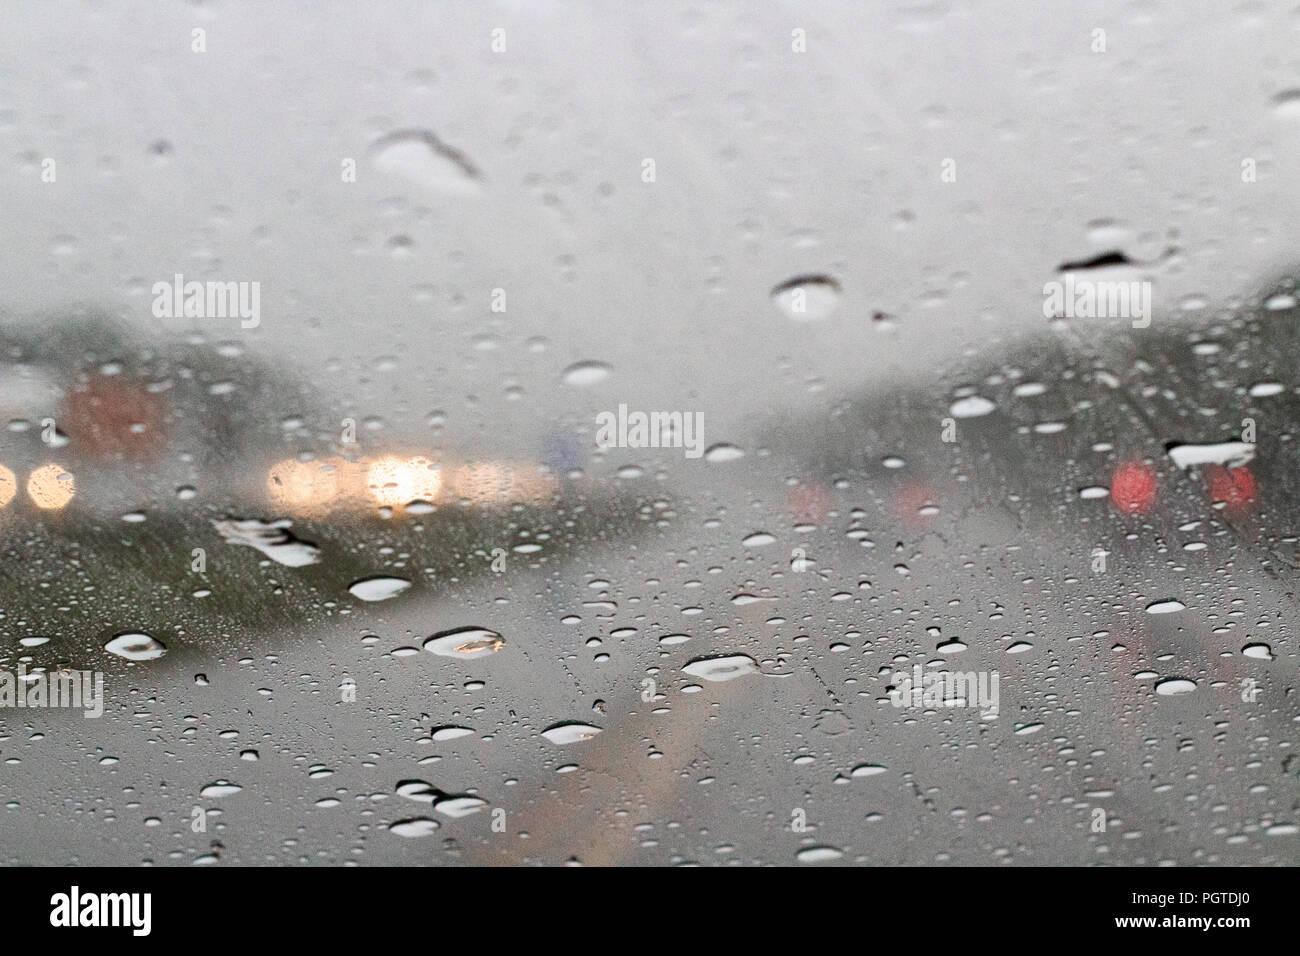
[267,455,556,513]
[0,463,76,510]
[0,456,554,515]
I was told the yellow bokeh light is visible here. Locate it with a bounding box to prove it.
[27,463,75,510]
[268,457,345,513]
[0,465,15,507]
[366,456,441,507]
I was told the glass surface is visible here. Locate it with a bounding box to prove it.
[0,1,1295,866]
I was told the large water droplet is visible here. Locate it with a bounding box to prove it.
[1166,442,1255,470]
[104,631,166,661]
[396,780,438,804]
[347,576,412,602]
[1154,678,1196,696]
[1271,89,1300,119]
[1145,599,1186,615]
[796,845,844,863]
[703,443,744,463]
[770,274,842,321]
[389,817,439,837]
[212,518,321,567]
[431,725,475,742]
[369,129,481,196]
[850,764,888,778]
[682,654,758,682]
[423,626,505,658]
[434,795,488,818]
[949,395,997,418]
[541,721,603,745]
[560,361,611,387]
[199,780,242,798]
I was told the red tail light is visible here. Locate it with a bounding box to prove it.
[1110,461,1158,515]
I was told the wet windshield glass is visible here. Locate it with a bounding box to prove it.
[0,1,1295,866]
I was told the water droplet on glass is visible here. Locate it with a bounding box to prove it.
[423,627,505,659]
[1166,442,1255,470]
[1271,89,1300,118]
[104,631,166,661]
[850,764,888,778]
[770,274,842,321]
[682,654,758,682]
[347,576,412,602]
[434,795,488,818]
[1145,599,1186,615]
[703,443,744,463]
[949,395,996,418]
[396,780,438,804]
[389,817,439,837]
[560,361,611,387]
[1155,678,1196,696]
[199,780,242,798]
[212,518,321,567]
[431,725,475,742]
[369,129,481,196]
[796,845,844,863]
[541,722,603,745]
